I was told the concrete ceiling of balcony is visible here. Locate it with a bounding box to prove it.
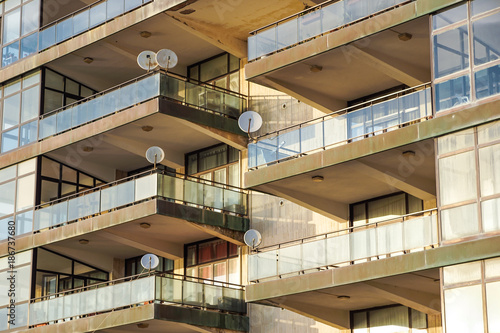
[45,112,227,181]
[258,268,440,329]
[246,16,431,113]
[45,212,219,267]
[246,139,436,222]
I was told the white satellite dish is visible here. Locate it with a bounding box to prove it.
[244,229,262,249]
[156,49,178,70]
[238,111,262,141]
[141,253,160,270]
[137,50,158,71]
[146,146,165,168]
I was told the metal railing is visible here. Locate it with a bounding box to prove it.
[29,272,246,327]
[248,209,438,282]
[33,169,249,232]
[38,70,247,141]
[248,0,412,61]
[248,84,432,169]
[1,0,153,68]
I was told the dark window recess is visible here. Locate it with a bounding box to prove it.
[187,53,240,93]
[185,238,238,268]
[350,192,423,227]
[347,85,409,108]
[127,164,176,177]
[185,143,240,175]
[351,305,428,331]
[125,255,174,276]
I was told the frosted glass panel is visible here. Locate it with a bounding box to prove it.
[485,257,500,279]
[96,284,113,312]
[160,175,184,201]
[479,144,500,196]
[302,239,326,270]
[478,120,500,144]
[134,174,157,201]
[441,203,479,240]
[326,234,350,265]
[248,251,276,280]
[279,245,302,275]
[404,215,437,249]
[444,285,484,333]
[439,151,477,205]
[438,128,474,154]
[443,261,482,286]
[482,197,500,232]
[376,222,403,254]
[486,281,500,333]
[350,228,377,260]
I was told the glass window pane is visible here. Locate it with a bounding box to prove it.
[73,9,89,35]
[39,25,55,50]
[3,8,21,44]
[473,12,500,65]
[16,209,33,235]
[5,79,21,96]
[22,0,40,35]
[89,3,107,27]
[200,55,228,82]
[125,0,142,11]
[437,128,474,155]
[45,70,64,90]
[20,33,37,59]
[3,93,21,129]
[443,261,482,286]
[0,181,15,217]
[21,86,39,122]
[23,71,40,87]
[20,120,37,146]
[0,165,16,183]
[433,25,469,78]
[107,0,124,19]
[472,0,499,16]
[367,193,405,223]
[487,281,500,332]
[1,127,19,152]
[369,306,409,333]
[435,75,471,112]
[56,17,73,43]
[16,173,35,211]
[481,197,500,233]
[43,89,63,113]
[475,63,500,100]
[441,203,479,240]
[2,42,20,67]
[18,158,36,175]
[439,151,477,205]
[444,285,484,333]
[485,257,500,279]
[433,4,467,30]
[479,144,500,196]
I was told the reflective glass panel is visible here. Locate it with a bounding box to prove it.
[473,12,500,65]
[433,25,469,78]
[435,75,471,112]
[475,63,500,100]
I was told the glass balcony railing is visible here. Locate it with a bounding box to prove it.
[1,0,153,68]
[29,273,246,328]
[248,209,438,282]
[38,71,246,141]
[248,0,411,61]
[248,84,432,169]
[34,169,248,233]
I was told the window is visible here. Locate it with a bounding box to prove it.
[350,192,423,227]
[34,248,108,298]
[39,156,104,204]
[432,1,500,113]
[187,53,240,93]
[185,239,240,285]
[0,70,40,153]
[352,305,427,332]
[1,0,40,67]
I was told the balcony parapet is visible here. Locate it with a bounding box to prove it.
[247,0,413,61]
[33,169,248,234]
[248,84,432,169]
[248,209,438,282]
[29,272,246,329]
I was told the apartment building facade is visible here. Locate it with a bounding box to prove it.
[0,0,499,332]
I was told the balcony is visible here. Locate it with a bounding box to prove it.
[249,84,431,169]
[248,209,438,282]
[28,273,247,332]
[39,71,246,141]
[248,0,411,61]
[2,0,153,69]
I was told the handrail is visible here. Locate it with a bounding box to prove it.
[255,82,431,140]
[31,271,245,303]
[252,208,438,252]
[40,70,247,120]
[35,168,248,211]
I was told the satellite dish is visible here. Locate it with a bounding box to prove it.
[141,254,160,270]
[244,229,262,249]
[146,146,165,167]
[238,111,262,133]
[156,49,178,70]
[137,50,158,71]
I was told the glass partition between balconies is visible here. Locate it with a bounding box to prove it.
[248,0,411,61]
[38,72,246,142]
[34,170,248,233]
[29,273,246,327]
[2,0,153,68]
[248,85,432,169]
[248,209,438,282]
